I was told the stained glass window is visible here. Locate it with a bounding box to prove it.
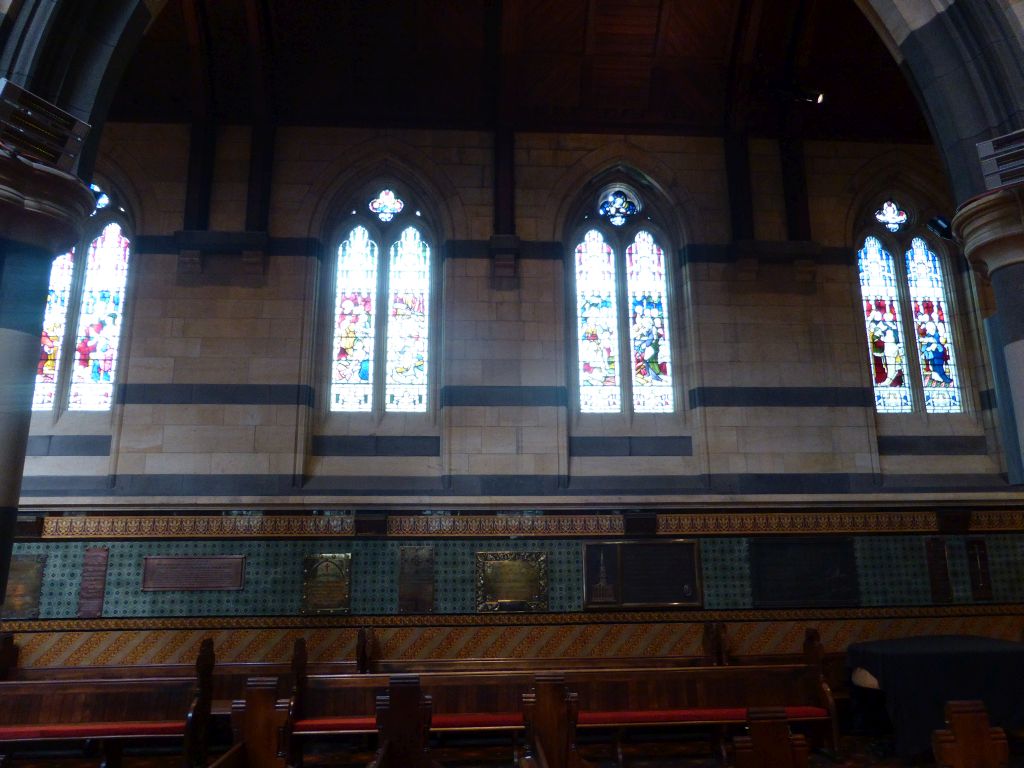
[67,222,132,411]
[330,195,432,415]
[369,189,404,222]
[575,230,621,413]
[330,226,378,411]
[384,227,430,412]
[626,231,673,412]
[875,200,908,232]
[905,237,962,413]
[858,236,913,413]
[598,188,639,227]
[33,250,75,410]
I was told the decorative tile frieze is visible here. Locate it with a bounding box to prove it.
[42,514,355,539]
[387,514,623,537]
[969,510,1024,531]
[657,510,939,535]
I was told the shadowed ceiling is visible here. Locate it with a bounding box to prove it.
[109,0,930,142]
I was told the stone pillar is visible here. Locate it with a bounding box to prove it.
[953,185,1024,479]
[0,147,93,604]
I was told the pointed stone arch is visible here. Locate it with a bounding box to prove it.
[304,136,467,244]
[544,139,702,245]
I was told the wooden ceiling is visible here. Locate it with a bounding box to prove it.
[108,0,930,142]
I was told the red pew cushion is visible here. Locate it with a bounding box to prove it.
[0,721,183,740]
[432,712,522,729]
[294,716,378,733]
[578,706,827,726]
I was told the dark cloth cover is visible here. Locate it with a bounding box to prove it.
[847,635,1024,757]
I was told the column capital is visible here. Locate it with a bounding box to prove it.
[0,146,95,255]
[952,184,1024,277]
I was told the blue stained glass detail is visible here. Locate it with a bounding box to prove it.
[598,189,639,227]
[858,236,913,413]
[905,237,962,413]
[626,231,673,413]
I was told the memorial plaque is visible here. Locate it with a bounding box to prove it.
[302,553,351,615]
[398,545,434,613]
[751,537,859,608]
[966,538,993,601]
[2,555,45,619]
[142,555,245,591]
[476,551,547,612]
[584,541,701,609]
[77,547,109,618]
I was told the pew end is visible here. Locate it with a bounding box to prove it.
[932,700,1009,768]
[733,708,810,768]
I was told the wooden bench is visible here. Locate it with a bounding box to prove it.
[0,638,215,768]
[277,640,836,766]
[733,708,810,768]
[932,700,1008,768]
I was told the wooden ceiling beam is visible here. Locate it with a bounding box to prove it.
[243,0,275,233]
[181,0,214,231]
[723,0,764,242]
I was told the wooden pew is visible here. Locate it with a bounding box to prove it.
[521,674,592,768]
[733,708,810,768]
[277,653,836,766]
[0,633,16,681]
[0,638,215,768]
[368,676,441,768]
[932,700,1009,768]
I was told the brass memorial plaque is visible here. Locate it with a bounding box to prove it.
[2,555,45,619]
[302,553,352,615]
[398,545,434,613]
[476,551,547,612]
[142,555,246,591]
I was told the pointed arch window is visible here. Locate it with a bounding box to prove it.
[858,200,963,414]
[572,188,675,415]
[33,186,133,412]
[330,188,432,413]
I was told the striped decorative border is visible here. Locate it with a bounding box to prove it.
[42,514,355,539]
[387,514,623,537]
[657,511,940,535]
[6,603,1023,634]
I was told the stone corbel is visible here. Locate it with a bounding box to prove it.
[490,233,520,291]
[174,230,269,286]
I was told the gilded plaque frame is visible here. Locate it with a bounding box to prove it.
[2,554,46,620]
[302,553,352,615]
[475,551,548,612]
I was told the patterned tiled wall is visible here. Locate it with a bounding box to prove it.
[985,535,1024,603]
[10,533,1018,620]
[854,536,932,606]
[700,538,752,609]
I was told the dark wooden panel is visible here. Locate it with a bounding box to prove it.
[142,555,245,591]
[925,537,953,604]
[751,537,859,608]
[584,541,701,609]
